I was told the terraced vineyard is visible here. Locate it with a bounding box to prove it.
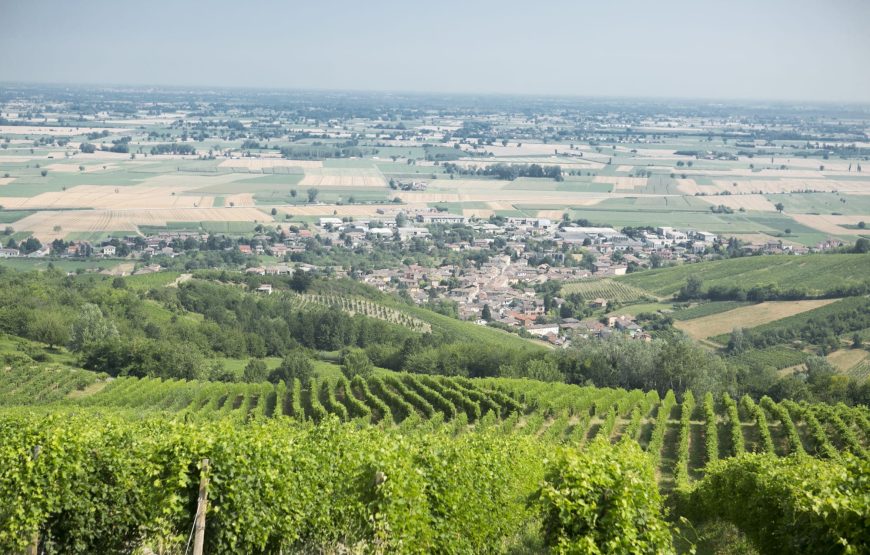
[9,369,868,490]
[560,278,652,303]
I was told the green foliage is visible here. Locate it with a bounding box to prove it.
[340,348,374,380]
[760,396,805,456]
[68,303,118,352]
[621,253,870,298]
[647,390,677,466]
[703,392,719,464]
[674,391,695,487]
[0,412,544,554]
[242,358,268,383]
[534,438,675,554]
[687,453,870,554]
[741,395,774,454]
[269,351,314,385]
[722,393,745,456]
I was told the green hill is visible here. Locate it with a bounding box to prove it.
[619,253,870,297]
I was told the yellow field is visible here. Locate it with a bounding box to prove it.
[790,214,870,236]
[674,299,838,341]
[13,207,271,241]
[218,159,322,170]
[826,349,869,372]
[0,184,217,210]
[698,194,779,212]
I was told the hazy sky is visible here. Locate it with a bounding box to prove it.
[1,0,869,102]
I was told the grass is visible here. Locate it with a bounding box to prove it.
[619,254,870,297]
[0,210,35,223]
[765,193,870,216]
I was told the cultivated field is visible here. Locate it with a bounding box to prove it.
[560,279,651,303]
[619,254,870,297]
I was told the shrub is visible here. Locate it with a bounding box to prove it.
[534,438,674,554]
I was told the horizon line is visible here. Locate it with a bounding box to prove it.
[2,80,869,109]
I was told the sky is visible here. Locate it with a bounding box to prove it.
[1,0,869,102]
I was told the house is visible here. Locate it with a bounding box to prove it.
[238,245,252,255]
[256,284,273,295]
[101,245,117,257]
[0,248,20,258]
[589,298,608,309]
[318,217,343,227]
[527,323,559,337]
[416,213,466,225]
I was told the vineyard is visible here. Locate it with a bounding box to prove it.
[1,366,869,553]
[618,253,870,297]
[3,367,867,490]
[560,278,651,303]
[294,293,431,332]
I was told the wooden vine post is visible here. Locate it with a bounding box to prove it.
[192,458,210,555]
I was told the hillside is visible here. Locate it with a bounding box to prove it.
[1,366,868,552]
[618,253,870,297]
[3,367,867,489]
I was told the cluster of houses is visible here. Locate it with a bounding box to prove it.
[5,206,851,347]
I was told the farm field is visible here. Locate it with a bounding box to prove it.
[671,301,752,321]
[827,348,870,372]
[674,299,837,342]
[3,106,870,243]
[709,296,870,346]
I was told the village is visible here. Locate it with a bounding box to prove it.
[2,204,849,349]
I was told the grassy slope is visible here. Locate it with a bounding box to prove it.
[618,254,870,297]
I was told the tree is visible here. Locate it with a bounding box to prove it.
[481,304,492,321]
[341,348,374,380]
[858,221,866,229]
[268,351,314,385]
[69,303,119,352]
[775,202,785,213]
[290,189,298,198]
[727,328,749,354]
[270,207,278,216]
[243,358,269,383]
[29,312,70,349]
[852,333,863,349]
[40,169,48,177]
[307,188,319,203]
[853,238,869,254]
[679,275,704,300]
[650,252,663,269]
